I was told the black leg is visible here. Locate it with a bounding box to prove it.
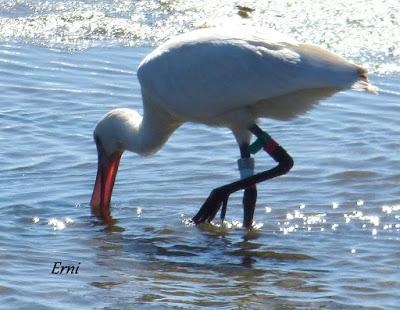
[239,144,257,228]
[242,185,257,228]
[192,124,293,225]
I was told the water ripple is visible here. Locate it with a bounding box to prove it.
[0,1,399,74]
[0,21,399,309]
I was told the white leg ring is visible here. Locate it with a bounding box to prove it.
[237,158,255,179]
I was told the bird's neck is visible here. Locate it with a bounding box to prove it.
[126,103,180,156]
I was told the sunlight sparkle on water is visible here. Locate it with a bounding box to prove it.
[305,213,327,225]
[1,1,400,307]
[48,218,66,230]
[64,217,74,224]
[277,200,400,236]
[281,209,328,234]
[47,218,74,230]
[252,222,264,230]
[222,220,243,229]
[0,0,398,74]
[182,218,195,227]
[344,211,380,227]
[382,204,400,214]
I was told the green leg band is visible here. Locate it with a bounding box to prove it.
[248,132,272,154]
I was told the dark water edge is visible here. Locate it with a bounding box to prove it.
[0,42,399,309]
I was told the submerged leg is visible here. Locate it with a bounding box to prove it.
[192,124,293,226]
[219,144,257,227]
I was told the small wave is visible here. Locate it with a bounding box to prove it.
[227,249,313,260]
[328,170,377,180]
[0,11,156,50]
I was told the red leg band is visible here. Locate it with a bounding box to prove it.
[263,139,279,154]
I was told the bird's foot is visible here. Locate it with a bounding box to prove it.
[192,187,230,224]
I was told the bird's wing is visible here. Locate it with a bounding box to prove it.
[138,28,361,119]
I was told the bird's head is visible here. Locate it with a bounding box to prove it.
[90,108,142,223]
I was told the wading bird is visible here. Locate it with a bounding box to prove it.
[90,27,376,227]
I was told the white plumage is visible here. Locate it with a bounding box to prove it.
[91,27,376,223]
[139,28,370,120]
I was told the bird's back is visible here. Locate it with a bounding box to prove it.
[137,27,372,122]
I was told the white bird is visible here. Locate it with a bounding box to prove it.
[90,27,376,226]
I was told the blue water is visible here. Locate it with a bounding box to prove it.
[1,1,400,309]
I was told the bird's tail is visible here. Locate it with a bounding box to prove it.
[352,67,378,94]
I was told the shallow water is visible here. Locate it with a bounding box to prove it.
[1,1,400,309]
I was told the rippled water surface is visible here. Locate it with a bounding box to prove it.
[1,1,400,309]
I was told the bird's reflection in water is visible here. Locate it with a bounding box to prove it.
[84,214,322,308]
